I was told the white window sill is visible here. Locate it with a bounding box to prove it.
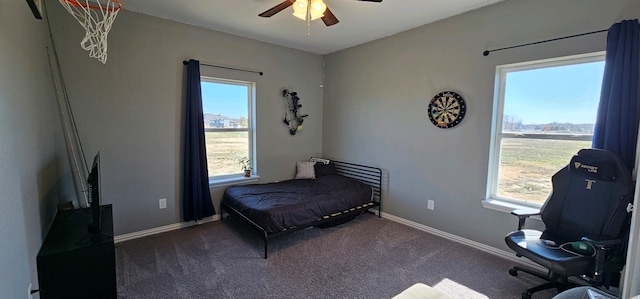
[209,175,260,188]
[481,198,542,215]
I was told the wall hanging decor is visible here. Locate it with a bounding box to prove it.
[427,91,466,128]
[282,89,309,135]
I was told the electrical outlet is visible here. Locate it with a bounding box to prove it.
[427,200,435,210]
[159,198,167,209]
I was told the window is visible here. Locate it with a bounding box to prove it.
[201,77,255,179]
[487,52,605,207]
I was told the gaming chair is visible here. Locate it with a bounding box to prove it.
[505,148,635,299]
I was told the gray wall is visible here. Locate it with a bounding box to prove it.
[0,0,63,297]
[323,0,640,252]
[46,3,324,235]
[3,0,640,297]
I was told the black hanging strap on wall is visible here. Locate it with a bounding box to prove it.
[482,29,608,56]
[182,60,263,76]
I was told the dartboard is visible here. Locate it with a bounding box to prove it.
[427,91,466,128]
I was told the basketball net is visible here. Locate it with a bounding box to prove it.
[58,0,122,64]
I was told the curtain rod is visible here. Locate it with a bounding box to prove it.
[182,60,264,76]
[483,29,609,56]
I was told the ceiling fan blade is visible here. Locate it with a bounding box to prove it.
[357,0,383,2]
[259,0,294,18]
[321,7,339,26]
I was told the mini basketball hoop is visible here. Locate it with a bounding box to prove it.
[58,0,122,64]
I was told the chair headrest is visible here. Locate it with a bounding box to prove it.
[569,149,619,181]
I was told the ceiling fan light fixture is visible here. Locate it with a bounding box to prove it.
[309,0,326,20]
[292,0,326,21]
[292,0,307,20]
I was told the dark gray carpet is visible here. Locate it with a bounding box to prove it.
[115,214,558,298]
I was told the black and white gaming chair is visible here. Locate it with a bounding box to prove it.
[505,148,635,299]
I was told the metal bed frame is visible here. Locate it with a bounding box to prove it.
[221,159,382,258]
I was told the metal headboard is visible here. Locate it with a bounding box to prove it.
[329,159,383,207]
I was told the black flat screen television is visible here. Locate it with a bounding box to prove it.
[87,152,102,234]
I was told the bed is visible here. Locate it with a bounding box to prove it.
[221,159,382,258]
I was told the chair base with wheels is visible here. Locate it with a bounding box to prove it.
[508,264,576,299]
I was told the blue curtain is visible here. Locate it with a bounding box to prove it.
[183,59,215,222]
[593,19,640,172]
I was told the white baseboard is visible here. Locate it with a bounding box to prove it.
[379,212,546,271]
[114,215,220,243]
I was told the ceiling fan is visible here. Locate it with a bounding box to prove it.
[259,0,383,26]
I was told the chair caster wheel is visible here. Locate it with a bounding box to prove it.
[522,292,532,299]
[509,268,518,276]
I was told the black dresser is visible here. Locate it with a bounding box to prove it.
[37,204,116,299]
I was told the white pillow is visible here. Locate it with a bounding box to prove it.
[295,161,316,179]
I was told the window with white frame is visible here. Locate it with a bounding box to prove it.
[201,77,255,179]
[487,52,605,207]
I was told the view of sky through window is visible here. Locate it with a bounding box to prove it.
[503,61,605,128]
[201,81,248,118]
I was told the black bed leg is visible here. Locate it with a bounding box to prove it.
[263,232,268,259]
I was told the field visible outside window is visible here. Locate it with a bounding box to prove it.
[201,77,255,178]
[489,52,605,206]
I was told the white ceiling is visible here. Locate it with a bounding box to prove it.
[120,0,506,55]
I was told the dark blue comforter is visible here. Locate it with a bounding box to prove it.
[223,175,373,233]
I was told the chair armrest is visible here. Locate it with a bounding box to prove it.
[580,236,623,285]
[581,236,622,248]
[511,208,541,230]
[580,237,622,247]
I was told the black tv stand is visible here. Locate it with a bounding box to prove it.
[37,204,116,299]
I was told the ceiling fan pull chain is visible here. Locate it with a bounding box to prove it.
[306,0,311,35]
